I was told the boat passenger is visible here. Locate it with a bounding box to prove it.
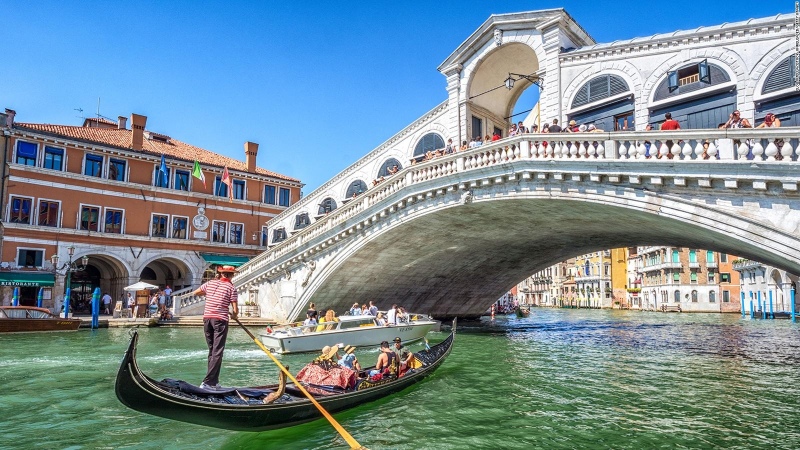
[368,301,378,316]
[369,341,397,378]
[360,304,368,315]
[303,312,317,331]
[349,302,361,316]
[386,303,398,325]
[374,312,387,327]
[339,345,361,371]
[324,309,338,331]
[392,337,414,366]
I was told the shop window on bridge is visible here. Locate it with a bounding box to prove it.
[572,74,630,109]
[655,61,728,101]
[471,116,482,140]
[674,290,681,303]
[378,158,402,178]
[412,133,445,162]
[272,227,287,244]
[294,213,311,230]
[762,55,796,95]
[345,180,367,199]
[318,197,337,216]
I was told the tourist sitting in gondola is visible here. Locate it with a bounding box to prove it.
[367,341,397,381]
[339,345,361,372]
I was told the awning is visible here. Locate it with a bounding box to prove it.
[0,272,56,287]
[199,253,251,267]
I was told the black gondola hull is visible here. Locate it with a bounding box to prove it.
[115,326,454,431]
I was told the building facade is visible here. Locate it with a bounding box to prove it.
[0,110,302,312]
[733,259,798,315]
[634,246,741,312]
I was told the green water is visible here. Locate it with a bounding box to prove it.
[1,310,799,449]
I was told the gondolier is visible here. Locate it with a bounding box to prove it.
[191,265,239,389]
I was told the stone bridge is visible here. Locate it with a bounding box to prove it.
[234,129,800,322]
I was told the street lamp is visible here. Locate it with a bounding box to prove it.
[51,245,89,314]
[504,72,544,91]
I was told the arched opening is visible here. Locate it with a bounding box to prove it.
[569,74,634,131]
[318,197,337,216]
[345,180,367,199]
[650,61,735,129]
[412,134,445,161]
[467,43,540,140]
[377,158,402,178]
[756,55,800,126]
[140,257,192,291]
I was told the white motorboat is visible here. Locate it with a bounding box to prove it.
[257,313,439,354]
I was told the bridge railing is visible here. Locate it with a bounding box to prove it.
[235,127,800,284]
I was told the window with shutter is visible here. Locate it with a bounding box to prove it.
[762,55,796,94]
[571,75,630,109]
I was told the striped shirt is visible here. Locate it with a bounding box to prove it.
[200,279,237,321]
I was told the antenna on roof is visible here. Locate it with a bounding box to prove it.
[97,97,101,123]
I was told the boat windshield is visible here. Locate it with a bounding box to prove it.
[0,308,54,319]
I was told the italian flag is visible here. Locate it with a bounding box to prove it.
[192,160,206,188]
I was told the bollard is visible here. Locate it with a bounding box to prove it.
[759,292,765,320]
[36,288,43,308]
[769,292,773,319]
[91,287,101,329]
[12,287,19,307]
[750,299,754,319]
[740,292,745,317]
[63,288,71,319]
[792,290,796,323]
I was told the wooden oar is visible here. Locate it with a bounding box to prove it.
[231,315,367,450]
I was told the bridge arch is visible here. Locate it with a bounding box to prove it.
[465,41,543,137]
[276,173,800,321]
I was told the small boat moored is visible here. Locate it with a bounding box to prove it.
[0,306,82,332]
[259,313,440,354]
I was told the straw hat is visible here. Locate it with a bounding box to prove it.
[343,345,356,355]
[217,265,238,273]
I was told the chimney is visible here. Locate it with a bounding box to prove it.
[244,141,259,173]
[130,113,147,151]
[4,108,16,127]
[117,116,127,130]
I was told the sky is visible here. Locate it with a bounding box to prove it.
[2,1,792,194]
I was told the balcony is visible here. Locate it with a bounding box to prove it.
[732,259,762,270]
[706,262,718,269]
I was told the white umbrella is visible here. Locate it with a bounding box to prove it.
[124,281,159,291]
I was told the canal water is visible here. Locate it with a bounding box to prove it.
[1,309,799,449]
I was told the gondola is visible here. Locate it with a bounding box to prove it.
[115,320,455,431]
[514,306,530,318]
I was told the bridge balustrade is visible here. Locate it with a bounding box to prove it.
[235,127,800,289]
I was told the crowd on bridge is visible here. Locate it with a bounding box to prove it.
[409,109,784,165]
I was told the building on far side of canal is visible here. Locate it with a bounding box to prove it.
[0,109,302,312]
[733,259,798,315]
[634,247,741,312]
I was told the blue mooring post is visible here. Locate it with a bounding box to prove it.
[12,287,19,306]
[750,298,754,319]
[91,287,100,329]
[759,292,765,319]
[36,288,43,308]
[740,292,745,317]
[63,287,71,318]
[769,291,774,319]
[792,290,796,323]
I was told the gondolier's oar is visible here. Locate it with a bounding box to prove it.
[231,315,367,450]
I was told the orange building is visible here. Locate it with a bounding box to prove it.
[0,108,302,312]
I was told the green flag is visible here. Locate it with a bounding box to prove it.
[192,160,206,188]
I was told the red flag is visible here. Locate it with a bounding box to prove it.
[221,166,233,202]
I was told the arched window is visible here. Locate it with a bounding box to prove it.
[691,290,698,302]
[345,180,367,198]
[294,213,310,230]
[653,62,730,101]
[141,267,157,280]
[377,158,402,177]
[272,228,287,244]
[709,290,716,303]
[674,290,681,303]
[572,74,630,109]
[318,197,337,215]
[413,133,445,157]
[762,55,796,94]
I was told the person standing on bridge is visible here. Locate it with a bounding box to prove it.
[191,265,239,390]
